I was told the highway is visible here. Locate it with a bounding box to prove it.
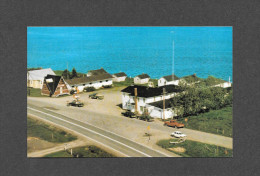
[27,104,177,157]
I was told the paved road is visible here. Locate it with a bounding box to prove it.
[28,97,232,149]
[28,104,177,157]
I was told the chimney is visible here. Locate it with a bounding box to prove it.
[134,88,138,113]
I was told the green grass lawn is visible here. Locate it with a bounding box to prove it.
[27,117,77,143]
[113,77,134,87]
[27,88,45,97]
[178,106,232,137]
[157,139,232,157]
[44,145,115,158]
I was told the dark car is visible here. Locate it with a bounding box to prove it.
[67,100,84,107]
[89,93,104,100]
[121,110,136,118]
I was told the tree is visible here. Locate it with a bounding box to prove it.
[71,67,78,79]
[62,69,71,79]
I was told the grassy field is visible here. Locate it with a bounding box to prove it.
[113,77,134,87]
[27,88,45,97]
[178,106,232,137]
[44,145,115,158]
[27,117,77,143]
[157,139,232,157]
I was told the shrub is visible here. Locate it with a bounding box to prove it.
[84,87,96,92]
[70,90,75,95]
[103,85,112,88]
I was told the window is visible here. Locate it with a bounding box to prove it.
[83,84,85,86]
[100,81,102,83]
[90,83,92,85]
[72,86,75,88]
[106,80,108,82]
[140,106,144,112]
[143,98,145,103]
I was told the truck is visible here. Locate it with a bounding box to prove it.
[164,120,185,128]
[121,110,136,118]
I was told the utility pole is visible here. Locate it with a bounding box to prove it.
[163,88,166,120]
[67,62,69,79]
[134,88,138,114]
[171,31,175,81]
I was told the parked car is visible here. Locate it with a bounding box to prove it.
[164,120,185,128]
[67,100,84,107]
[121,110,136,118]
[171,131,187,138]
[89,93,104,100]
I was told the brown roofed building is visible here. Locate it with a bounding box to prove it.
[134,73,150,84]
[41,75,69,97]
[158,74,180,87]
[65,73,113,92]
[112,72,127,82]
[86,68,108,77]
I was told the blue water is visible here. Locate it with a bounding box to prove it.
[27,27,232,81]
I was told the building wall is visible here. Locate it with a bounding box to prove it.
[134,77,150,84]
[214,82,232,88]
[28,80,43,89]
[41,78,69,97]
[112,76,126,82]
[67,79,113,92]
[146,105,174,119]
[121,92,177,115]
[158,78,179,87]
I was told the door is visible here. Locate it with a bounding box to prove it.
[60,87,63,94]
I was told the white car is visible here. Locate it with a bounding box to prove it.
[171,131,187,138]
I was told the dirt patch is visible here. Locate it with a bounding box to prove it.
[169,147,186,153]
[27,137,56,153]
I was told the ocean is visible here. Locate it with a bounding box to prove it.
[27,27,232,81]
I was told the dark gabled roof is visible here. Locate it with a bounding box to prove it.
[44,74,61,94]
[147,98,175,109]
[162,74,179,81]
[87,68,108,76]
[113,72,127,77]
[136,73,150,79]
[181,74,201,82]
[65,73,113,85]
[121,85,182,98]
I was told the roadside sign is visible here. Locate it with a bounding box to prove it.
[147,126,150,130]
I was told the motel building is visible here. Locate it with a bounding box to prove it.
[64,73,113,92]
[134,73,150,84]
[121,85,182,119]
[158,74,180,87]
[27,68,56,89]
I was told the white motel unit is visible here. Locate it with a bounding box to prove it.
[134,74,150,84]
[121,85,182,119]
[65,73,113,92]
[112,72,127,82]
[158,74,180,87]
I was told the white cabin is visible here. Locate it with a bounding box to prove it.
[27,68,56,89]
[112,72,127,82]
[134,74,150,84]
[158,74,179,87]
